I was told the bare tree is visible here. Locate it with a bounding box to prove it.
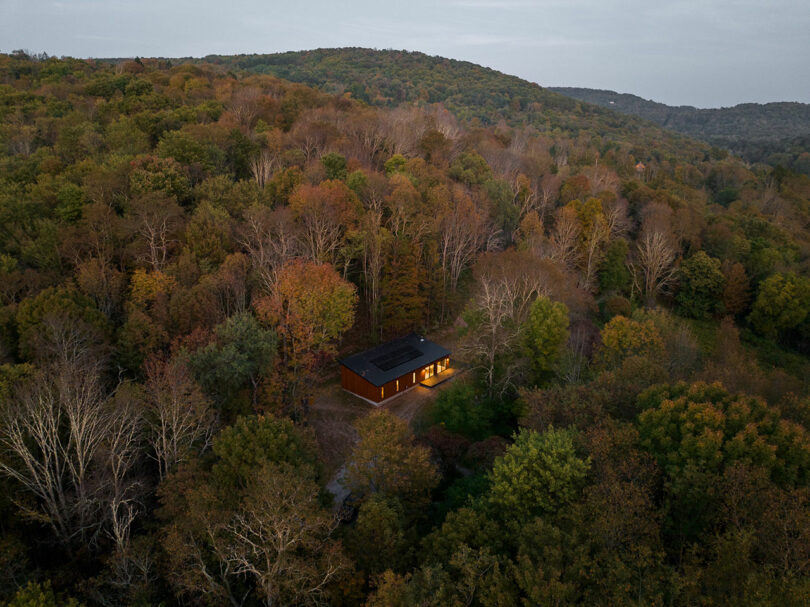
[127,193,184,271]
[229,86,263,130]
[0,321,142,552]
[633,227,678,304]
[143,358,215,482]
[379,106,427,156]
[547,205,581,271]
[238,206,300,293]
[460,251,557,396]
[438,188,488,295]
[538,173,561,221]
[103,389,144,554]
[221,465,348,606]
[249,148,279,188]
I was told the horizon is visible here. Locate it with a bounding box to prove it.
[2,1,809,109]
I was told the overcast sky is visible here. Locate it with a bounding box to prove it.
[2,0,808,108]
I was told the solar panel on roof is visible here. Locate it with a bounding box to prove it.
[370,345,423,371]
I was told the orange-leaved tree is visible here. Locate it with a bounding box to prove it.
[254,259,357,415]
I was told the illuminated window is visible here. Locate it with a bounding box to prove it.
[381,387,384,399]
[412,372,416,383]
[424,364,434,379]
[396,379,400,391]
[437,357,448,373]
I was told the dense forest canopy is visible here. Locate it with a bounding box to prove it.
[0,49,809,605]
[552,87,810,176]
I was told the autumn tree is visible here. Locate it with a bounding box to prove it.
[344,409,439,503]
[158,415,346,606]
[597,315,664,369]
[637,382,810,543]
[254,259,356,414]
[380,238,427,339]
[722,261,751,317]
[289,180,360,267]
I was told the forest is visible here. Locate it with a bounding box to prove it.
[550,87,810,176]
[0,49,809,605]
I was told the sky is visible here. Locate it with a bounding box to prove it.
[2,0,809,108]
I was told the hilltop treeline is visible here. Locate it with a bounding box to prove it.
[552,87,810,175]
[0,50,809,605]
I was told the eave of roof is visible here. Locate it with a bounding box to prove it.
[339,333,451,387]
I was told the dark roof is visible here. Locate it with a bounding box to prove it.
[339,334,451,387]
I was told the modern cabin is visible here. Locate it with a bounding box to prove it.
[339,334,451,404]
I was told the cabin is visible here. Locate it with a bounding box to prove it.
[339,334,451,404]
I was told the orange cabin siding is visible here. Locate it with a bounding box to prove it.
[341,356,449,403]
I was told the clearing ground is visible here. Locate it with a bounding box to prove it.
[309,377,460,479]
[310,324,467,509]
[310,324,467,480]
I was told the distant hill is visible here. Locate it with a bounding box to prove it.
[197,48,707,157]
[551,87,810,174]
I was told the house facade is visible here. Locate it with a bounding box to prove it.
[339,334,451,404]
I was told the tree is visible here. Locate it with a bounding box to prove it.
[430,381,494,440]
[722,261,751,317]
[185,202,233,272]
[289,180,359,266]
[126,192,184,271]
[320,152,348,180]
[522,295,569,384]
[128,155,190,203]
[220,463,348,606]
[254,259,356,413]
[0,340,141,553]
[632,214,678,304]
[676,251,725,319]
[637,382,810,543]
[15,286,110,361]
[158,416,343,606]
[344,409,439,501]
[380,238,427,338]
[143,357,215,481]
[438,187,489,303]
[185,312,276,413]
[748,272,810,340]
[487,427,590,522]
[238,205,301,294]
[598,239,631,295]
[3,580,84,607]
[346,495,407,575]
[460,251,559,396]
[597,315,663,369]
[210,415,317,488]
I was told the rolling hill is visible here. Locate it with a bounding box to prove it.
[551,87,810,174]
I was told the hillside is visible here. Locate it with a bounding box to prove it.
[199,48,706,155]
[1,50,810,605]
[552,86,810,173]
